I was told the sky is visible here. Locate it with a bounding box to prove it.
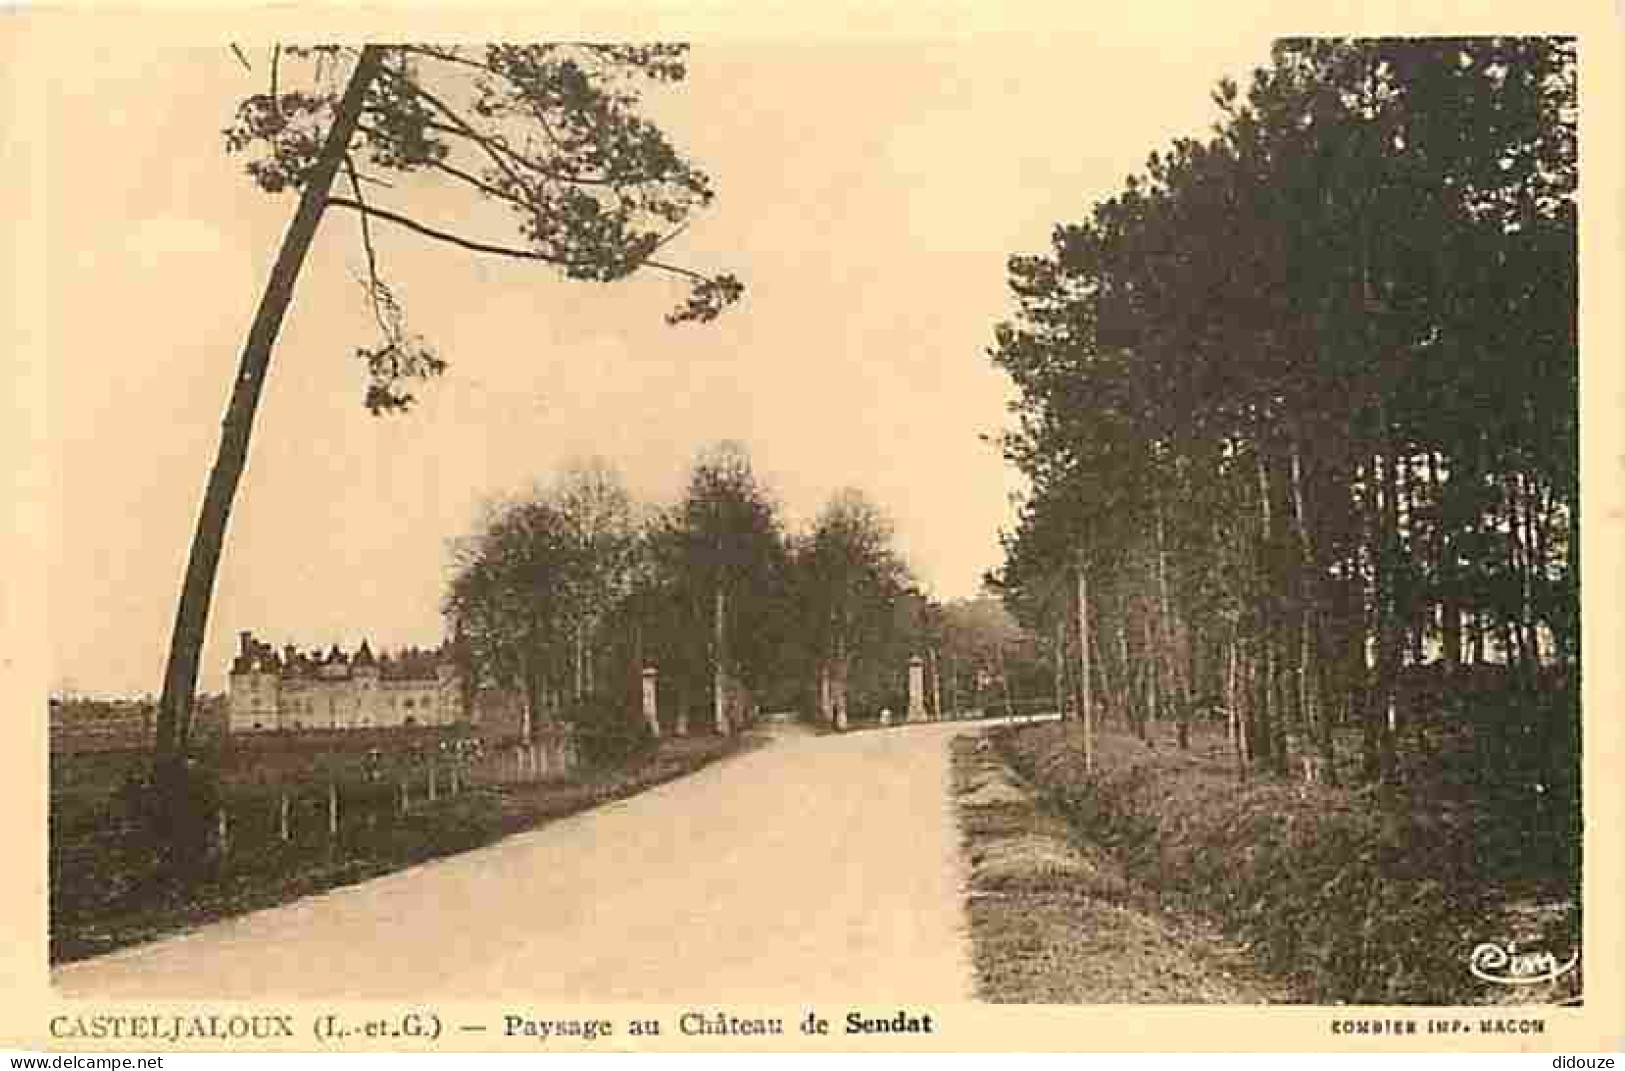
[42,32,1286,697]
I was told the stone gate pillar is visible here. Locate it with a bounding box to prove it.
[641,666,661,738]
[714,671,732,737]
[832,670,848,732]
[907,655,927,723]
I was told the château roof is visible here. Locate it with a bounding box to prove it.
[232,631,451,682]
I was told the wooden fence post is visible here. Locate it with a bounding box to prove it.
[428,761,438,803]
[400,778,410,815]
[278,793,290,842]
[328,781,339,838]
[216,807,229,857]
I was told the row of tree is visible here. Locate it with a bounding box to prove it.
[445,443,1059,742]
[441,444,841,738]
[988,37,1578,785]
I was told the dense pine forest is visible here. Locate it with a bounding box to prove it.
[988,37,1577,798]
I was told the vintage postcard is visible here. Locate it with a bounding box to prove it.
[3,0,1621,1054]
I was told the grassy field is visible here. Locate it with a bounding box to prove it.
[971,718,1580,1005]
[50,730,748,964]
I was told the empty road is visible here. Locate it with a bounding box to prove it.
[54,723,974,1002]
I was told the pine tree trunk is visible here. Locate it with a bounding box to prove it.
[583,621,595,698]
[1517,471,1543,678]
[1357,460,1378,782]
[1053,616,1066,721]
[1075,549,1094,773]
[1430,451,1463,673]
[1372,443,1403,783]
[578,620,591,705]
[1254,446,1284,775]
[153,47,386,780]
[522,662,539,744]
[930,647,943,721]
[1530,477,1554,665]
[1289,433,1338,786]
[1154,487,1189,749]
[833,627,849,732]
[1144,614,1159,740]
[1087,616,1107,725]
[1227,627,1246,779]
[713,585,730,735]
[1117,618,1135,738]
[1555,481,1578,670]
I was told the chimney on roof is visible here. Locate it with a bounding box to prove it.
[239,631,253,658]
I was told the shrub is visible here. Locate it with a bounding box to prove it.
[564,694,656,768]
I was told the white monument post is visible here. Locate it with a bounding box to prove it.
[833,668,848,732]
[907,654,927,723]
[641,666,661,738]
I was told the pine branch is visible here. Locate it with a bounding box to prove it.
[641,257,709,286]
[401,107,625,190]
[327,196,726,290]
[370,60,537,200]
[342,153,389,334]
[423,155,536,210]
[401,44,577,158]
[326,196,583,266]
[357,117,534,209]
[391,45,655,188]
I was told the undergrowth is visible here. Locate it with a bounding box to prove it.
[996,722,1579,1005]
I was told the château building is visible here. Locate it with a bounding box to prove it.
[228,630,464,733]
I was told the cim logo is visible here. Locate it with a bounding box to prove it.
[1470,940,1579,987]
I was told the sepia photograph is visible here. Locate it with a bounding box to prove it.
[5,1,1622,1054]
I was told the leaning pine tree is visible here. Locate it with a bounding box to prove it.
[153,45,742,805]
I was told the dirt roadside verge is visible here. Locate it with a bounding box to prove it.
[951,731,1295,1003]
